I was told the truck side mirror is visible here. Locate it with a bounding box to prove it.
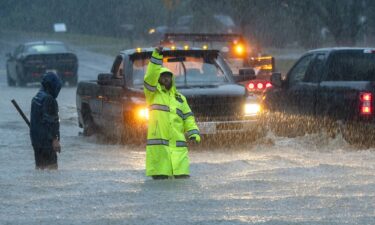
[271,72,282,87]
[235,68,256,82]
[97,73,113,85]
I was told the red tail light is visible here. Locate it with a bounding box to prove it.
[247,81,272,92]
[360,92,372,115]
[361,93,372,101]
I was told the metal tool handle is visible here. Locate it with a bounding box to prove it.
[11,99,30,128]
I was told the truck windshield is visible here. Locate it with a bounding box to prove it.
[326,51,375,81]
[132,56,229,87]
[25,44,68,53]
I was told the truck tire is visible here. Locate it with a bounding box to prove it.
[82,105,97,136]
[16,66,26,87]
[6,67,16,86]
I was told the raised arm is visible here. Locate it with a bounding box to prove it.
[144,46,163,104]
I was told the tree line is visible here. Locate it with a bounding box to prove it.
[0,0,374,48]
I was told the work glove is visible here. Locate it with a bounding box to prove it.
[189,134,201,144]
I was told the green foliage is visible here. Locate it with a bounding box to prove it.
[0,0,374,48]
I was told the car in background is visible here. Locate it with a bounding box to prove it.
[6,41,78,86]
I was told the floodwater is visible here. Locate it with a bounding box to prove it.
[0,39,374,225]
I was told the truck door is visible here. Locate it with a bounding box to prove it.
[101,55,125,134]
[284,54,316,115]
[301,53,327,115]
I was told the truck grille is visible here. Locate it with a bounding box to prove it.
[187,96,245,121]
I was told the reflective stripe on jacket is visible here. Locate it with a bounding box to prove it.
[143,50,199,176]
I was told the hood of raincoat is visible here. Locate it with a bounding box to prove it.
[41,72,62,98]
[159,67,177,94]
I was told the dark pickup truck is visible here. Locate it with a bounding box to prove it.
[76,47,264,144]
[263,48,375,145]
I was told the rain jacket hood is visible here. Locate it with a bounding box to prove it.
[159,67,176,93]
[41,72,62,99]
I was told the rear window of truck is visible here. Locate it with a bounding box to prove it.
[326,51,375,81]
[25,44,68,53]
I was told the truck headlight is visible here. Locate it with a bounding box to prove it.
[137,107,149,120]
[234,44,245,56]
[244,103,261,116]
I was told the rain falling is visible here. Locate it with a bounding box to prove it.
[0,1,375,224]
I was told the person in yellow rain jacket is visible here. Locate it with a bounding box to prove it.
[143,46,201,180]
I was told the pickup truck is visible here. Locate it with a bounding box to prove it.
[76,47,264,144]
[263,47,375,145]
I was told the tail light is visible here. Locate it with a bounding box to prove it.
[247,82,255,90]
[360,92,372,115]
[247,81,272,92]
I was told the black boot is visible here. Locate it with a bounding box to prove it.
[152,175,169,180]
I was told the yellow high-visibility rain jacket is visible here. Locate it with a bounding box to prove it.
[143,49,200,176]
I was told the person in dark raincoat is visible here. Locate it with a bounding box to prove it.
[30,72,62,169]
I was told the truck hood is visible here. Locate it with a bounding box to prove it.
[177,84,246,97]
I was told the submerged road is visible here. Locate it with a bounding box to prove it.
[0,38,374,225]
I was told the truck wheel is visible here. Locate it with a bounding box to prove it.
[6,68,16,86]
[82,107,97,136]
[16,67,26,87]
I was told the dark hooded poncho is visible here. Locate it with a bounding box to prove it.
[30,72,62,147]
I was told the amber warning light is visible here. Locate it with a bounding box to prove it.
[234,44,245,56]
